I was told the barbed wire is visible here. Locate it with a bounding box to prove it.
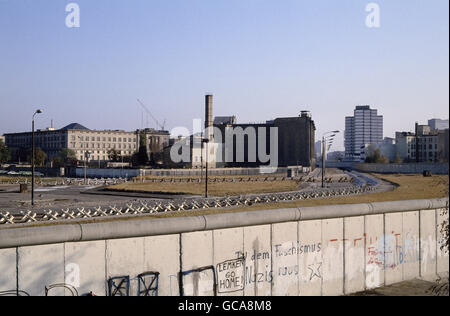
[0,185,376,226]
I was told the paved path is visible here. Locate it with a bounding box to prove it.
[0,184,166,214]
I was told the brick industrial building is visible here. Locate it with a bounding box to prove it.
[164,95,316,169]
[213,113,316,168]
[209,95,317,169]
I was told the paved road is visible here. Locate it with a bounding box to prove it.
[0,184,168,214]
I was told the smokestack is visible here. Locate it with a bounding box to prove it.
[205,94,213,140]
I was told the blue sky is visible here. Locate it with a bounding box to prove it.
[0,0,448,150]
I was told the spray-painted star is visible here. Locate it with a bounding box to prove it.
[308,259,322,281]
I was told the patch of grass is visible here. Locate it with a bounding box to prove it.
[237,173,449,211]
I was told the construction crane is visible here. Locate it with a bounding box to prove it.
[137,99,166,130]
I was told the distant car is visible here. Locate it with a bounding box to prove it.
[35,172,45,177]
[7,171,19,175]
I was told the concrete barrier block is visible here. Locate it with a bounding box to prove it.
[64,240,106,296]
[298,220,322,296]
[402,211,420,280]
[322,218,344,296]
[181,231,214,296]
[365,214,384,289]
[144,235,180,296]
[18,244,65,296]
[0,248,16,294]
[437,209,449,276]
[242,225,272,297]
[106,237,145,296]
[213,228,244,296]
[344,216,365,294]
[271,222,299,296]
[385,213,403,285]
[419,210,437,281]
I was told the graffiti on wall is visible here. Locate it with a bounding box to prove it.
[216,258,245,294]
[1,225,438,296]
[108,272,160,296]
[179,266,216,296]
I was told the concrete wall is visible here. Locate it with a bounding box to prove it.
[0,199,448,296]
[355,163,449,175]
[74,168,140,179]
[70,166,310,179]
[323,161,448,175]
[141,166,308,177]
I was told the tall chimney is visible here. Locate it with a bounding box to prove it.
[205,94,213,140]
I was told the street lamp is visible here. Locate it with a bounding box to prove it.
[31,109,43,206]
[202,138,209,198]
[322,130,339,188]
[84,151,91,185]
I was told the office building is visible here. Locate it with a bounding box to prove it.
[428,119,449,131]
[395,122,448,163]
[345,106,383,161]
[4,123,169,164]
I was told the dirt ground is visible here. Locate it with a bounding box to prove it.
[106,168,353,196]
[348,278,449,296]
[107,178,300,196]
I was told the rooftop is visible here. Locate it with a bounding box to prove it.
[60,123,90,131]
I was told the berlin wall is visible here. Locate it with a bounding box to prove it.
[70,166,309,179]
[323,162,449,175]
[0,199,448,296]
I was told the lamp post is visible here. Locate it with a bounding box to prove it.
[322,130,339,188]
[202,138,209,198]
[84,151,91,185]
[31,109,43,206]
[200,132,204,182]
